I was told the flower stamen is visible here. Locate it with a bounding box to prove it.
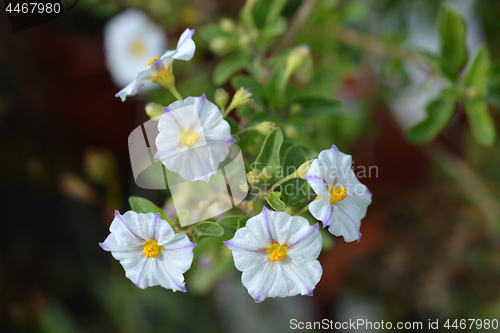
[143,239,162,258]
[130,40,147,58]
[329,186,346,203]
[266,243,287,262]
[180,129,200,147]
[147,56,160,66]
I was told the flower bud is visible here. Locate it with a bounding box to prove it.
[260,167,272,182]
[229,87,253,110]
[83,148,117,183]
[239,182,250,192]
[215,88,229,111]
[247,201,255,211]
[255,121,276,136]
[220,18,236,33]
[284,124,298,139]
[297,159,314,178]
[286,44,311,74]
[247,170,260,184]
[209,37,232,56]
[145,102,163,119]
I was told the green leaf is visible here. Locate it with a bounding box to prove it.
[258,17,287,45]
[438,4,467,80]
[290,96,342,119]
[200,24,224,42]
[216,216,241,233]
[265,66,284,110]
[464,45,491,96]
[213,55,251,86]
[281,144,308,207]
[238,215,249,229]
[194,221,224,242]
[253,127,283,175]
[128,196,170,222]
[231,75,265,105]
[265,191,286,211]
[406,92,457,144]
[464,101,496,147]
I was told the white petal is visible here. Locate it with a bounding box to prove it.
[173,29,196,61]
[115,67,154,101]
[334,151,354,186]
[280,259,322,296]
[303,159,330,197]
[286,223,322,261]
[308,198,334,228]
[328,203,362,242]
[317,145,340,185]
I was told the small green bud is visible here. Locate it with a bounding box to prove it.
[239,182,250,192]
[255,121,276,136]
[220,18,236,33]
[145,102,163,119]
[215,88,229,111]
[286,44,311,74]
[247,170,260,184]
[465,86,478,100]
[83,148,117,184]
[289,103,302,114]
[228,87,253,110]
[247,201,255,211]
[209,37,232,56]
[284,124,298,139]
[297,159,314,178]
[260,167,272,182]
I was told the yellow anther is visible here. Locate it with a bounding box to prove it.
[180,130,200,147]
[186,132,199,146]
[266,243,287,262]
[147,56,160,66]
[143,240,161,258]
[329,186,346,203]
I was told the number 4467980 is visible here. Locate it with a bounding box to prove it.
[444,319,498,330]
[5,2,61,14]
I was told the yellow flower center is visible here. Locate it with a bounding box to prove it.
[266,243,288,262]
[130,40,146,58]
[143,239,161,258]
[329,186,346,203]
[147,56,160,66]
[180,129,200,147]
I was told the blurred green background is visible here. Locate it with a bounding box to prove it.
[1,0,500,332]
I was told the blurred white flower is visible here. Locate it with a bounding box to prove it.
[155,94,235,182]
[224,207,323,303]
[100,211,195,292]
[104,9,167,88]
[115,28,196,101]
[304,145,372,242]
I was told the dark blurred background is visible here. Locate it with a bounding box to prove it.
[1,0,500,332]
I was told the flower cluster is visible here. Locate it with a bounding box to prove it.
[100,17,372,303]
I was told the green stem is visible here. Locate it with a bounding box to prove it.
[270,172,299,193]
[223,104,236,118]
[168,86,184,101]
[234,127,255,136]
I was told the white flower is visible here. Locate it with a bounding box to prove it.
[104,9,167,87]
[155,94,235,182]
[99,211,196,292]
[115,28,196,101]
[224,207,323,303]
[304,145,372,242]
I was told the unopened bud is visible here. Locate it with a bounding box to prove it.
[209,37,232,56]
[255,121,276,136]
[284,124,298,139]
[239,183,250,192]
[298,159,314,178]
[215,88,229,111]
[145,102,163,119]
[229,87,253,110]
[247,170,260,184]
[286,44,311,73]
[83,148,117,183]
[247,201,255,211]
[220,18,236,33]
[260,167,272,182]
